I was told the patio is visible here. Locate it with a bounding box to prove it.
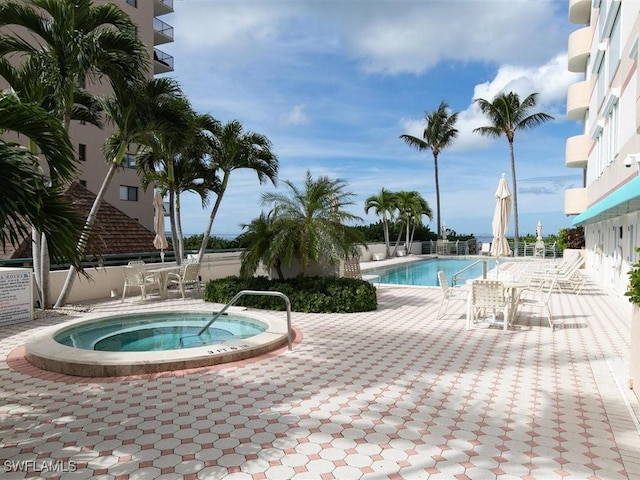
[1,267,640,479]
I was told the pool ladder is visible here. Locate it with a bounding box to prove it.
[180,290,293,350]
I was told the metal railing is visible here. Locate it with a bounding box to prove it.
[451,258,491,287]
[153,17,174,40]
[153,48,174,69]
[194,290,293,350]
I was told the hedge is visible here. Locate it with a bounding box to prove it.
[203,276,377,313]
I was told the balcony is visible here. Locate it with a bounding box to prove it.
[569,0,590,24]
[153,48,174,74]
[564,188,588,215]
[154,0,173,16]
[565,135,590,168]
[568,26,592,72]
[153,17,174,46]
[566,79,592,121]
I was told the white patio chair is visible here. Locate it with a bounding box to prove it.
[480,243,491,255]
[516,278,557,330]
[122,265,160,301]
[166,262,202,300]
[436,271,468,320]
[467,279,510,332]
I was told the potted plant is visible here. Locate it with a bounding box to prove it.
[626,247,640,399]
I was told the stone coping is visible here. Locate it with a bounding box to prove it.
[24,309,291,377]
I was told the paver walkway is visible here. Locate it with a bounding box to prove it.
[1,268,640,479]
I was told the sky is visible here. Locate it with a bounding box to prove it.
[162,0,583,239]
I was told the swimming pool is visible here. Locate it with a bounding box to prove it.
[365,258,488,286]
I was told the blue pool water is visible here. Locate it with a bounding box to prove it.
[54,312,267,352]
[366,258,488,286]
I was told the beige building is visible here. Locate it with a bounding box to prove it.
[1,0,175,232]
[565,0,639,296]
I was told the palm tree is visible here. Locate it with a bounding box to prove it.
[473,92,554,254]
[400,101,458,239]
[138,98,220,263]
[0,92,84,270]
[391,191,432,256]
[238,211,284,280]
[197,120,279,264]
[54,78,184,307]
[0,0,148,130]
[364,188,397,259]
[0,55,103,307]
[1,0,148,307]
[261,170,364,276]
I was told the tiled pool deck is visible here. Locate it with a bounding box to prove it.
[1,259,640,479]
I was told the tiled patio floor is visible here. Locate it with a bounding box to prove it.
[1,266,640,479]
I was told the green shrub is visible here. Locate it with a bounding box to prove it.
[626,247,640,306]
[203,276,377,313]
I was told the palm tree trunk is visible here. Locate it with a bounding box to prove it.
[40,236,51,308]
[405,219,410,254]
[54,144,126,307]
[382,215,390,258]
[167,159,181,265]
[509,140,519,256]
[434,152,441,239]
[31,228,43,309]
[175,191,185,262]
[390,223,403,257]
[197,173,228,264]
[168,187,180,266]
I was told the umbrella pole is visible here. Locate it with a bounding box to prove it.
[161,250,165,263]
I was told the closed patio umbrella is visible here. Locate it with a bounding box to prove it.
[153,192,168,262]
[490,173,512,258]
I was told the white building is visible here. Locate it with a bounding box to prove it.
[565,0,639,297]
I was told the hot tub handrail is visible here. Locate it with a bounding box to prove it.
[197,290,293,350]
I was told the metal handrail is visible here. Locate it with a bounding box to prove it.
[451,258,492,286]
[196,290,293,350]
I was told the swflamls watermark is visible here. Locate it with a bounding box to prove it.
[3,460,77,473]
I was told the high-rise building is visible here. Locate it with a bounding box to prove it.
[0,0,175,232]
[565,0,639,296]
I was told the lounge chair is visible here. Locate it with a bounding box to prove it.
[480,243,491,255]
[436,271,468,320]
[342,257,381,286]
[522,255,585,294]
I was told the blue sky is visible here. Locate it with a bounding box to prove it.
[163,0,583,239]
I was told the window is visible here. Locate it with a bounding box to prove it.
[78,143,86,162]
[123,0,137,7]
[119,185,138,201]
[124,152,136,169]
[79,119,86,126]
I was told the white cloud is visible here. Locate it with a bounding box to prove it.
[167,1,570,76]
[281,104,311,126]
[399,54,581,153]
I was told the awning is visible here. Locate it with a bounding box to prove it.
[572,176,640,226]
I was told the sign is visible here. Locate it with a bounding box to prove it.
[0,268,33,326]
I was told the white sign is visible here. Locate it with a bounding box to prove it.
[0,268,33,326]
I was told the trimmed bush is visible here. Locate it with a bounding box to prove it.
[203,276,377,313]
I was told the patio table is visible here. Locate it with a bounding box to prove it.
[146,265,181,298]
[465,279,528,331]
